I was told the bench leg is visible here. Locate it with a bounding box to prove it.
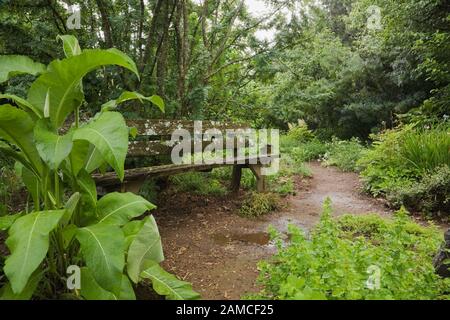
[231,165,243,193]
[249,164,267,192]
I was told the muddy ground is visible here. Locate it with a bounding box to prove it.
[153,162,396,300]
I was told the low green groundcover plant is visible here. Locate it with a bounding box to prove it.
[170,171,228,196]
[240,192,280,217]
[251,199,450,300]
[0,36,199,300]
[323,138,367,172]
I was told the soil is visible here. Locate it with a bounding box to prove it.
[153,162,395,300]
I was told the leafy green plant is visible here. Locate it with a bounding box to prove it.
[400,126,450,174]
[251,199,449,300]
[240,192,280,217]
[170,171,227,196]
[323,138,366,172]
[0,36,199,300]
[386,165,450,218]
[358,125,450,217]
[211,167,257,190]
[288,139,328,162]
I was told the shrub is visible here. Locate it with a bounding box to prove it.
[359,127,422,195]
[271,176,295,197]
[240,192,280,217]
[386,165,450,217]
[400,126,450,174]
[323,138,367,172]
[289,139,328,162]
[170,171,227,196]
[252,199,449,300]
[358,125,450,217]
[286,120,315,143]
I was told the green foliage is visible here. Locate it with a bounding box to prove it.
[386,166,450,218]
[240,192,280,217]
[323,138,367,172]
[139,179,160,204]
[252,199,449,300]
[0,37,197,300]
[170,171,227,196]
[285,139,328,163]
[211,167,257,191]
[359,125,450,217]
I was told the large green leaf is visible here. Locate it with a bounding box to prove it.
[0,270,42,300]
[0,55,46,83]
[0,213,21,231]
[76,223,125,294]
[123,220,145,249]
[15,163,40,208]
[57,35,82,58]
[0,141,35,174]
[34,119,73,170]
[84,144,106,174]
[72,112,128,181]
[141,263,200,300]
[68,140,90,176]
[4,210,65,294]
[76,169,97,208]
[97,192,156,226]
[27,49,139,128]
[61,192,81,226]
[0,94,42,118]
[80,267,135,300]
[0,105,42,175]
[102,91,165,113]
[127,216,164,283]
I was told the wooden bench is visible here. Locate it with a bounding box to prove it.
[93,119,279,194]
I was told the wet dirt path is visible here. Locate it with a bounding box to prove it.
[153,162,393,300]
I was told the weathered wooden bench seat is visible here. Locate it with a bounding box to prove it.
[93,119,279,193]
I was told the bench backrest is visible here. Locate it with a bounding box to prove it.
[126,119,252,158]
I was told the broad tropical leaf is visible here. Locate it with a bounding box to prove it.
[76,223,125,294]
[73,112,128,181]
[27,49,139,127]
[61,192,81,226]
[123,220,145,249]
[62,224,78,249]
[102,91,165,113]
[57,35,82,57]
[141,263,200,300]
[80,267,135,300]
[34,119,74,170]
[4,210,65,294]
[97,192,156,226]
[15,163,41,208]
[84,144,106,174]
[0,55,46,83]
[0,105,42,175]
[0,94,42,118]
[0,213,21,231]
[76,169,97,208]
[127,216,164,283]
[0,141,35,174]
[0,270,43,300]
[69,140,90,176]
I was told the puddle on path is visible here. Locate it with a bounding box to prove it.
[211,232,271,246]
